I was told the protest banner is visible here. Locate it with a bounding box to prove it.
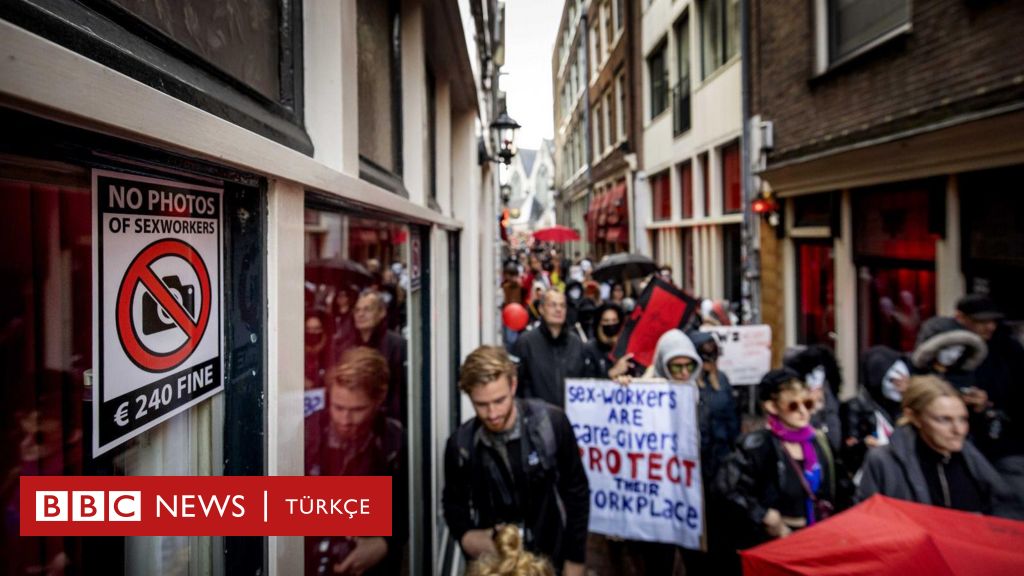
[614,277,699,368]
[565,378,703,550]
[699,325,772,385]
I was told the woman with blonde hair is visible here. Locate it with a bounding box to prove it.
[856,375,1011,516]
[466,525,554,576]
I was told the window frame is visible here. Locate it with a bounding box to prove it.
[647,39,669,120]
[814,0,912,75]
[1,0,311,155]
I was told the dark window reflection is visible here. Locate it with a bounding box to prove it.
[304,210,409,575]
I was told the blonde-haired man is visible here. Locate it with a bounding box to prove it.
[442,346,589,576]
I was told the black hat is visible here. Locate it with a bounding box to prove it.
[956,294,1003,321]
[758,367,803,402]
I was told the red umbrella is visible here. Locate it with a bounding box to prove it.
[742,495,1024,576]
[532,225,580,243]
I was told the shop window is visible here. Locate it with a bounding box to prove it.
[796,241,835,346]
[0,112,267,574]
[700,152,710,217]
[960,166,1024,321]
[358,0,403,185]
[793,192,835,228]
[854,182,940,353]
[721,141,741,214]
[680,228,695,292]
[304,208,410,575]
[679,161,693,218]
[651,170,671,221]
[722,223,742,305]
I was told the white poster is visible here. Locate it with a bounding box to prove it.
[565,379,704,550]
[92,170,224,456]
[700,324,773,385]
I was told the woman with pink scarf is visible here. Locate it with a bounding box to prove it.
[719,368,836,548]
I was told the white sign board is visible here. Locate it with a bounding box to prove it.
[92,170,224,455]
[700,324,773,385]
[565,379,704,550]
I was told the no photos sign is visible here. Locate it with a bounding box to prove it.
[93,170,224,456]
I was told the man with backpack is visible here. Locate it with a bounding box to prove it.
[442,346,589,575]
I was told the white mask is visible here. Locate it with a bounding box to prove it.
[937,345,966,368]
[806,365,826,391]
[882,360,910,402]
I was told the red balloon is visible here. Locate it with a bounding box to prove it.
[502,303,530,332]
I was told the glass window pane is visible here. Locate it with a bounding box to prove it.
[853,184,938,262]
[721,142,741,213]
[304,209,409,575]
[858,267,935,353]
[111,0,281,100]
[679,161,693,219]
[358,0,398,172]
[796,242,836,346]
[831,0,910,61]
[722,223,742,304]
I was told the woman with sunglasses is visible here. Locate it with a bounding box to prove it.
[856,375,1012,517]
[719,368,836,548]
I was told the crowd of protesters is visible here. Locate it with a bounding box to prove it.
[461,245,1023,575]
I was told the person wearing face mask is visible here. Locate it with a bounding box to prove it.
[580,303,638,380]
[305,308,334,390]
[719,368,835,547]
[856,375,1011,518]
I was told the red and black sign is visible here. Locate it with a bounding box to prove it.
[613,277,699,368]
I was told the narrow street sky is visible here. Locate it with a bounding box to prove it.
[501,0,563,150]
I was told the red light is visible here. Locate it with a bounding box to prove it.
[752,197,775,214]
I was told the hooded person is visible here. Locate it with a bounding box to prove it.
[643,329,703,384]
[860,345,911,422]
[911,316,988,391]
[784,345,843,451]
[687,331,740,481]
[563,280,585,335]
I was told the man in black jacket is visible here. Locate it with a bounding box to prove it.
[513,289,585,407]
[443,346,589,576]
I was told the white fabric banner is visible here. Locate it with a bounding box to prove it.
[700,324,773,385]
[565,379,703,550]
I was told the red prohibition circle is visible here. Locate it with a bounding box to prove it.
[116,239,212,373]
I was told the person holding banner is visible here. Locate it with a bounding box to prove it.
[581,303,639,381]
[719,368,836,547]
[443,346,589,576]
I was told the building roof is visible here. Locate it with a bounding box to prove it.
[519,148,538,176]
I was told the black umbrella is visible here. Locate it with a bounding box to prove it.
[591,252,658,283]
[305,257,375,287]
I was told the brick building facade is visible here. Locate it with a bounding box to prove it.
[750,0,1024,393]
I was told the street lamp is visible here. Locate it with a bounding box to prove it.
[489,111,521,165]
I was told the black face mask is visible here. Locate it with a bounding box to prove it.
[600,322,622,339]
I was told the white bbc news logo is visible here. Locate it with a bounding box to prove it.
[35,491,142,522]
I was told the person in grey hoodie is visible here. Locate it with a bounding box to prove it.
[643,329,703,383]
[857,375,1012,518]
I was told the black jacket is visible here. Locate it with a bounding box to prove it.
[697,370,740,483]
[856,425,1012,517]
[972,326,1024,459]
[337,322,407,422]
[718,429,835,545]
[442,399,590,567]
[304,410,407,575]
[513,323,585,407]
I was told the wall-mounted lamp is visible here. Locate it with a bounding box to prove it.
[489,111,521,165]
[752,191,780,228]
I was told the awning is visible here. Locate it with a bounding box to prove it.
[605,181,627,226]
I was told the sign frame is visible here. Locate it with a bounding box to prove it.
[92,169,225,456]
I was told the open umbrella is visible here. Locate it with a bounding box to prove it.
[532,225,580,243]
[591,252,658,282]
[741,495,1024,576]
[305,257,375,287]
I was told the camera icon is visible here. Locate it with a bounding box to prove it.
[142,275,196,335]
